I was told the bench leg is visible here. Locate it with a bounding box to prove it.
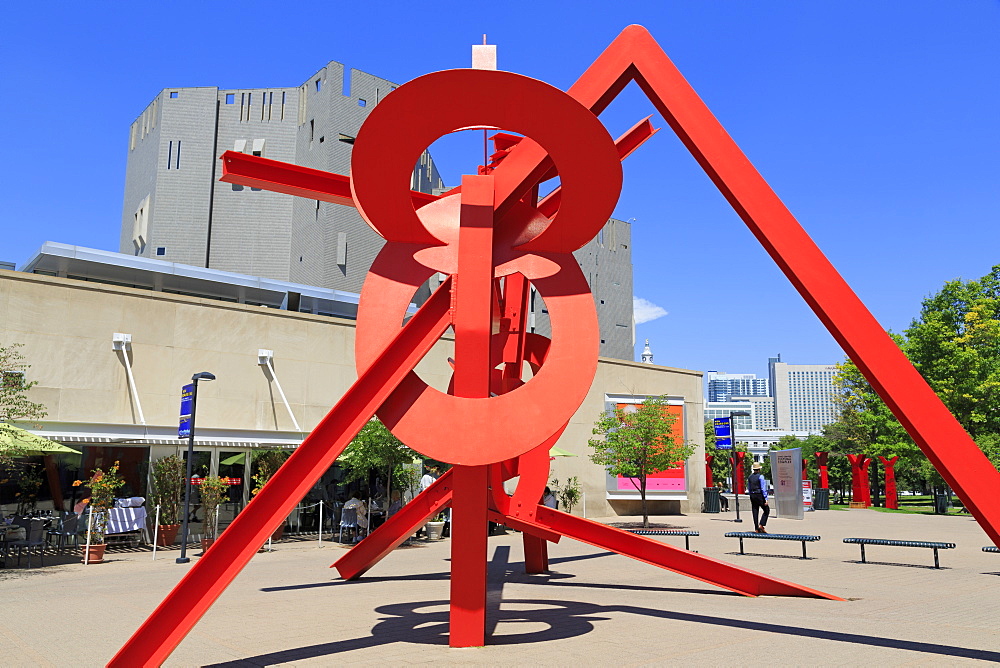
[801,541,807,559]
[738,537,744,554]
[860,544,866,563]
[684,535,690,551]
[933,548,940,569]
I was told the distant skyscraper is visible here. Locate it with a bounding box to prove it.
[770,356,838,431]
[705,354,838,432]
[705,372,769,402]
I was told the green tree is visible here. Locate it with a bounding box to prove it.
[903,266,1000,439]
[0,343,47,424]
[589,397,694,528]
[340,418,418,502]
[0,343,47,468]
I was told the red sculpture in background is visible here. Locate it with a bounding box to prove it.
[847,454,872,507]
[879,455,900,510]
[815,451,830,489]
[110,24,1000,667]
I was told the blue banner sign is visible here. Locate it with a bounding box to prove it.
[178,383,194,438]
[713,417,732,450]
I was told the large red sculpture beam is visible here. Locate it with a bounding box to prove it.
[111,23,1000,667]
[109,280,453,666]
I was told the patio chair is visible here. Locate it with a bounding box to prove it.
[48,512,79,553]
[6,518,47,568]
[339,507,358,543]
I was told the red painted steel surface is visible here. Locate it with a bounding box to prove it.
[109,281,453,667]
[705,454,714,488]
[734,451,747,495]
[112,23,1000,666]
[815,452,830,489]
[534,506,840,599]
[334,470,453,581]
[879,456,900,510]
[847,455,871,507]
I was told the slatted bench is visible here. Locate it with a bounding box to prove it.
[627,529,699,551]
[983,546,999,553]
[725,532,820,559]
[843,538,955,568]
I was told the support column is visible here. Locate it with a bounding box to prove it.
[448,174,495,648]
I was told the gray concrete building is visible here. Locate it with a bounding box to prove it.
[120,63,444,295]
[120,61,634,360]
[527,217,634,360]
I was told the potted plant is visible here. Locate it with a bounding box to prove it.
[74,461,125,564]
[424,511,447,540]
[198,475,229,551]
[150,454,185,546]
[551,476,582,515]
[251,449,291,540]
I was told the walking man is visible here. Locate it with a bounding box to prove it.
[748,462,770,533]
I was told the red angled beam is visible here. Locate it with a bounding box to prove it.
[334,470,454,580]
[533,506,841,599]
[493,24,1000,547]
[220,151,440,209]
[108,279,454,668]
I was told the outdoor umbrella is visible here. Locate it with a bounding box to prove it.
[220,453,246,466]
[549,446,577,460]
[0,423,81,455]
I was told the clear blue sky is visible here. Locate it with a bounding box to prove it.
[2,2,997,379]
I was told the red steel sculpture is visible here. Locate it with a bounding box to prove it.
[110,24,1000,667]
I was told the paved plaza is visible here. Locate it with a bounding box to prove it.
[3,507,999,666]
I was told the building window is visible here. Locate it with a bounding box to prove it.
[169,91,178,98]
[156,247,166,256]
[338,134,355,144]
[315,78,322,92]
[226,93,235,104]
[310,119,315,142]
[358,99,367,107]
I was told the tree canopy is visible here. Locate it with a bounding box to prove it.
[827,265,1000,494]
[589,396,694,528]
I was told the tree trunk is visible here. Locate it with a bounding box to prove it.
[640,476,649,529]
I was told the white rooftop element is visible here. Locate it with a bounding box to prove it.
[19,242,405,319]
[641,338,654,364]
[472,36,497,70]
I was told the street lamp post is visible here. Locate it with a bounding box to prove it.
[729,411,751,524]
[177,371,216,564]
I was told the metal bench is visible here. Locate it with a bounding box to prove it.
[843,537,955,568]
[725,532,820,559]
[627,529,699,551]
[983,546,999,553]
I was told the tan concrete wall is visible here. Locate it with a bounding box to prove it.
[0,269,703,515]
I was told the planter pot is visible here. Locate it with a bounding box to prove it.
[271,524,285,541]
[425,521,446,540]
[201,537,215,552]
[82,544,106,564]
[157,524,181,547]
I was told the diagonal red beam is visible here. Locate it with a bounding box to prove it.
[536,116,658,218]
[506,25,1000,547]
[108,279,454,668]
[334,470,454,580]
[219,151,440,209]
[533,505,841,599]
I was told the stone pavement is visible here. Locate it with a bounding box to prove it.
[2,507,999,666]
